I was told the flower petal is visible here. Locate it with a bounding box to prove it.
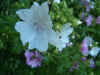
[28,30,48,51]
[48,30,66,51]
[61,23,73,40]
[40,2,49,14]
[15,22,35,45]
[16,9,32,21]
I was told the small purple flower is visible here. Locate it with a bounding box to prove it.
[81,12,85,20]
[24,50,43,68]
[85,15,93,26]
[79,0,89,6]
[96,16,100,24]
[69,61,79,72]
[82,57,87,62]
[69,67,73,72]
[79,0,91,12]
[81,36,92,56]
[73,61,79,69]
[80,38,88,56]
[86,5,91,12]
[90,59,95,68]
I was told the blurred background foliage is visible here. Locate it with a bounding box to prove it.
[0,0,100,75]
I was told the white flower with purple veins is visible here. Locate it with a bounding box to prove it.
[15,2,73,51]
[89,47,100,57]
[15,2,54,51]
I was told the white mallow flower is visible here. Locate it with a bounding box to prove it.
[15,2,53,51]
[53,0,60,4]
[15,2,73,51]
[89,47,100,57]
[49,23,73,51]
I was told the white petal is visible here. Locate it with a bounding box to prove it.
[31,2,52,28]
[59,23,73,44]
[34,2,39,6]
[40,2,52,27]
[48,30,66,51]
[16,9,32,21]
[41,1,49,13]
[61,23,73,37]
[15,22,34,45]
[28,30,48,51]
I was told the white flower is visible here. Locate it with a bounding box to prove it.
[15,1,73,52]
[15,2,54,51]
[89,47,100,57]
[49,23,73,51]
[84,36,93,46]
[53,0,60,4]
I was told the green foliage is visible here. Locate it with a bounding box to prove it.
[0,0,100,75]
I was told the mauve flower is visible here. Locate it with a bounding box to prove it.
[73,61,79,69]
[90,59,95,68]
[85,15,93,26]
[80,39,88,56]
[69,67,73,72]
[69,61,79,72]
[81,12,85,20]
[80,37,92,56]
[24,50,43,68]
[86,5,91,12]
[96,16,100,24]
[79,0,89,6]
[70,61,79,71]
[82,57,87,62]
[79,0,91,12]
